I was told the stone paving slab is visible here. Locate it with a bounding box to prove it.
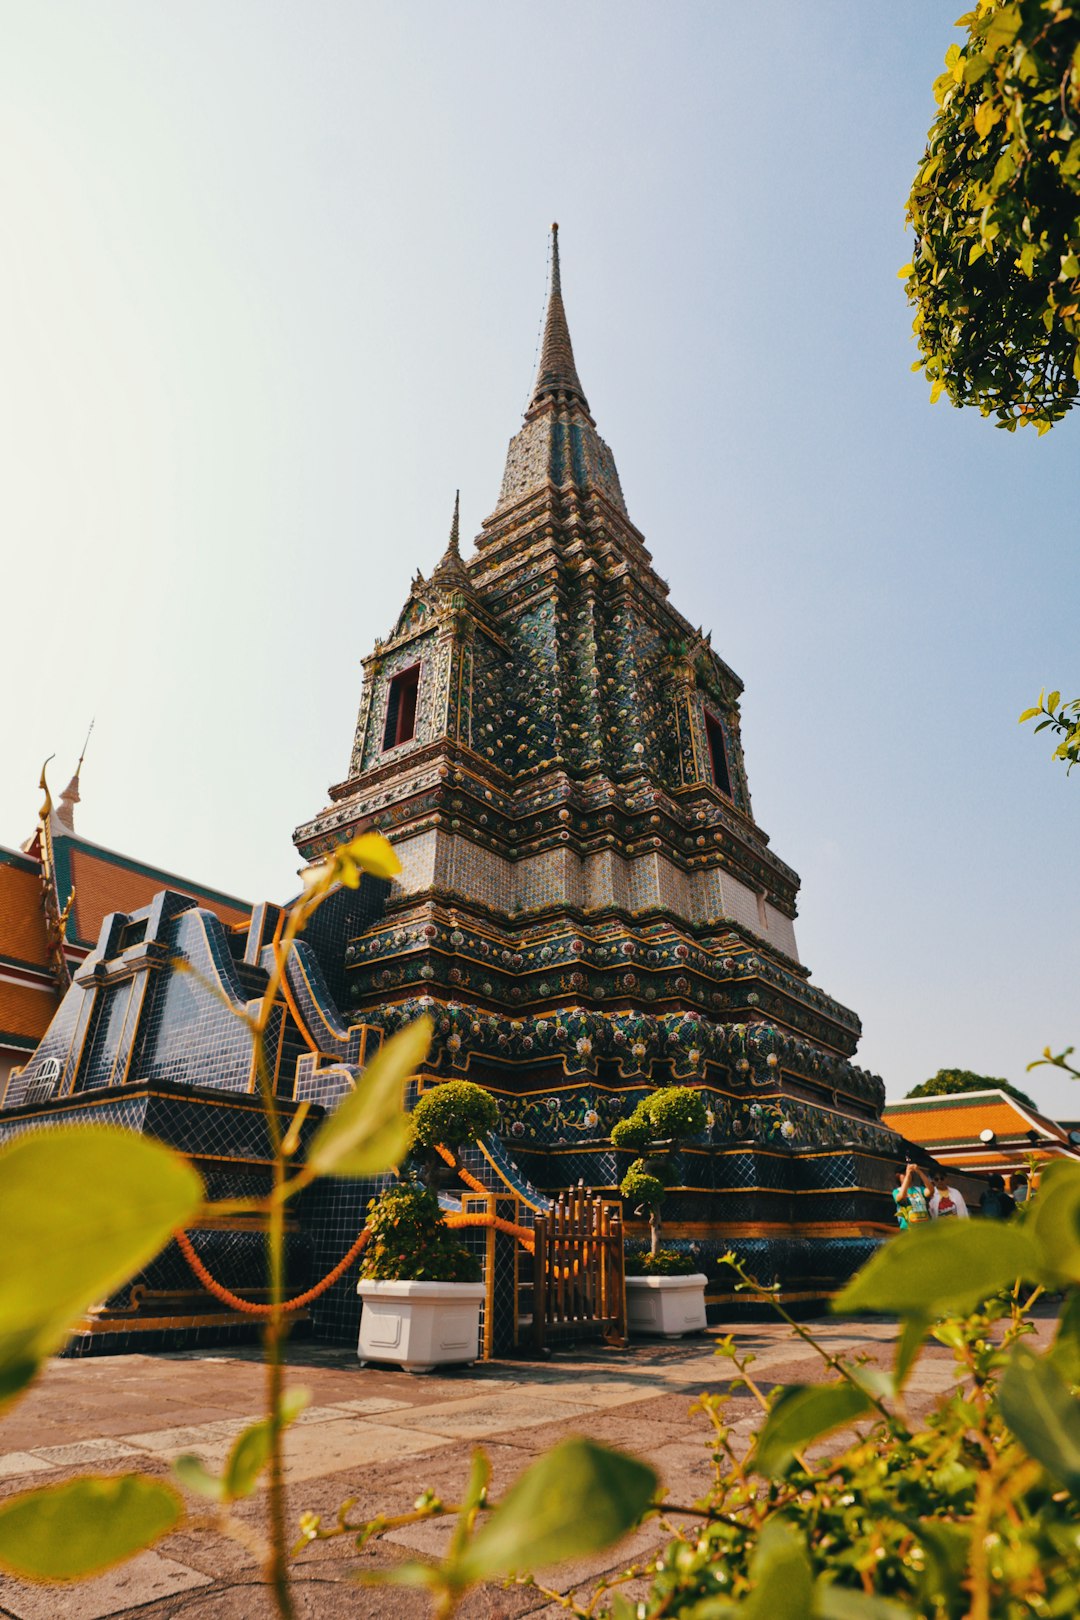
[0,1552,210,1619]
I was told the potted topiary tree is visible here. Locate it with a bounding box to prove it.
[612,1086,709,1338]
[357,1079,498,1373]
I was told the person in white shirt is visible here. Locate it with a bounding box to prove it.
[929,1177,969,1219]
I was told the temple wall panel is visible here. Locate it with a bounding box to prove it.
[391,829,439,894]
[583,849,628,912]
[516,847,582,911]
[716,870,761,936]
[764,903,799,960]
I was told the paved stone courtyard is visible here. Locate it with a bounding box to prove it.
[0,1318,1029,1620]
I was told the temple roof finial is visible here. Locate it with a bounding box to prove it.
[448,488,461,557]
[527,224,590,420]
[55,719,93,833]
[431,490,470,587]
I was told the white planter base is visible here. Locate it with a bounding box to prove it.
[357,1279,486,1373]
[625,1273,708,1339]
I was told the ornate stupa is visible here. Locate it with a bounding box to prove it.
[295,225,902,1305]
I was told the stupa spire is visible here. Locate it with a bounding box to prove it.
[431,490,470,587]
[526,224,590,419]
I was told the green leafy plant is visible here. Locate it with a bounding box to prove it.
[409,1079,498,1188]
[359,1182,480,1283]
[610,1111,653,1152]
[624,1247,699,1277]
[903,2,1080,430]
[1020,686,1080,769]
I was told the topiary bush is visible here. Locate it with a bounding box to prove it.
[614,1087,708,1255]
[359,1182,480,1283]
[611,1112,652,1152]
[408,1079,498,1190]
[621,1160,669,1256]
[410,1080,498,1152]
[645,1085,708,1141]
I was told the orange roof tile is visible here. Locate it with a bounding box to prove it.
[68,846,249,949]
[0,858,49,970]
[885,1098,1057,1146]
[0,978,59,1043]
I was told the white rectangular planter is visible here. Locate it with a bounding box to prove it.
[625,1273,708,1339]
[357,1279,486,1373]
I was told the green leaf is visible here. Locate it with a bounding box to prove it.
[1050,1290,1080,1384]
[338,832,402,883]
[1027,1160,1080,1287]
[0,1128,202,1404]
[895,1314,930,1386]
[447,1448,490,1565]
[307,1017,430,1178]
[455,1438,656,1581]
[815,1584,914,1619]
[833,1219,1035,1319]
[999,1344,1080,1494]
[745,1519,813,1620]
[172,1454,226,1503]
[754,1382,874,1477]
[223,1386,310,1501]
[0,1474,182,1580]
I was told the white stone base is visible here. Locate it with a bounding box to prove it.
[356,1279,486,1373]
[625,1274,708,1339]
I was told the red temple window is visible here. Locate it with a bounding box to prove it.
[383,664,420,749]
[704,710,732,797]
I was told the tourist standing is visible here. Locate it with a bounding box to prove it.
[929,1176,969,1219]
[979,1173,1016,1220]
[893,1163,932,1229]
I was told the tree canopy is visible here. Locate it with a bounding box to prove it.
[907,1067,1036,1107]
[904,2,1080,430]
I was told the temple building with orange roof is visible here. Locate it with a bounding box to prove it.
[882,1089,1080,1190]
[0,758,249,1101]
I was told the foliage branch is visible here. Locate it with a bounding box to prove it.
[904,1,1080,430]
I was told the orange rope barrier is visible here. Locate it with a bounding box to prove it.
[173,1205,537,1317]
[445,1211,535,1250]
[435,1142,490,1197]
[173,1226,372,1318]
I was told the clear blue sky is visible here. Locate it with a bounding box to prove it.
[2,2,1076,1113]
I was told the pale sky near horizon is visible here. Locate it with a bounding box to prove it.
[1,2,1077,1115]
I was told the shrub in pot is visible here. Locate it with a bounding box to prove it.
[357,1182,485,1373]
[613,1086,708,1254]
[614,1087,708,1337]
[357,1080,496,1372]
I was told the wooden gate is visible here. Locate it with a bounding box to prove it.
[531,1192,626,1351]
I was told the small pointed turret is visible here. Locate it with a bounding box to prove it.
[431,490,471,588]
[54,721,94,833]
[526,224,590,420]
